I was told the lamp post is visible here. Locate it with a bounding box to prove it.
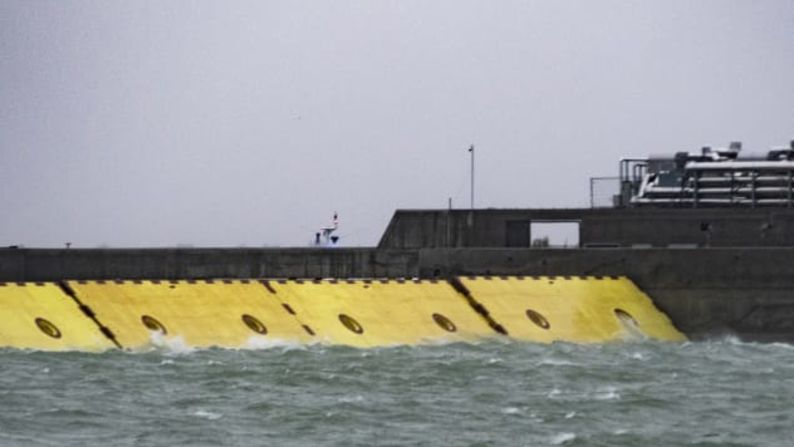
[468,144,475,209]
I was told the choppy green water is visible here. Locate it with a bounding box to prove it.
[0,339,792,446]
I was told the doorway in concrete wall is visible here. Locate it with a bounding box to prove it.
[530,221,580,248]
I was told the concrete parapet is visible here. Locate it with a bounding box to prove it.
[0,247,418,282]
[378,208,794,249]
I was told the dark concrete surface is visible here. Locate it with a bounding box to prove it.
[0,247,418,282]
[378,208,794,249]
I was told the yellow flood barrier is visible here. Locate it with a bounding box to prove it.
[460,276,685,343]
[0,283,115,351]
[267,279,496,347]
[68,280,311,349]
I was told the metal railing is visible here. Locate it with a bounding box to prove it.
[589,176,621,208]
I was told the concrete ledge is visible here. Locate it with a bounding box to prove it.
[0,248,419,281]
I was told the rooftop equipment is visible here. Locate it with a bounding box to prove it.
[619,140,794,208]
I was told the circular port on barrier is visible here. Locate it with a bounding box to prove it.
[525,309,550,329]
[338,314,364,334]
[35,318,62,339]
[614,309,639,328]
[242,314,268,335]
[141,315,167,335]
[432,313,457,332]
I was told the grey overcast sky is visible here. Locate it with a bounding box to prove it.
[1,1,792,247]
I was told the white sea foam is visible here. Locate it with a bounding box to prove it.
[547,388,562,399]
[337,395,365,403]
[725,335,748,346]
[550,433,576,445]
[538,358,577,366]
[501,407,520,414]
[148,332,195,355]
[593,386,621,401]
[243,336,308,351]
[416,336,461,347]
[192,410,223,420]
[619,327,649,342]
[629,351,647,360]
[130,333,322,354]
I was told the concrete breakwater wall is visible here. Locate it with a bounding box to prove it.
[378,208,794,249]
[2,247,793,341]
[0,248,419,281]
[0,277,683,351]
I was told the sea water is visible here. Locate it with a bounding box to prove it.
[0,339,792,446]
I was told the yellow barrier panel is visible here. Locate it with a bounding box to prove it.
[0,277,682,351]
[68,280,310,349]
[268,280,496,347]
[460,276,685,343]
[0,283,114,351]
